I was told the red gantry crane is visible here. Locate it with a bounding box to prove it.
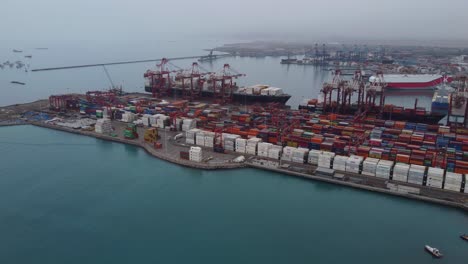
[210,64,245,104]
[144,58,178,98]
[176,62,211,100]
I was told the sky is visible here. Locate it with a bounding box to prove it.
[2,0,468,47]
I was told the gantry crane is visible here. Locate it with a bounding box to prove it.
[210,64,245,104]
[144,58,178,98]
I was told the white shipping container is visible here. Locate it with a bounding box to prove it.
[195,132,205,146]
[362,157,379,176]
[393,163,410,182]
[308,150,322,165]
[318,152,335,169]
[376,160,394,179]
[427,167,444,178]
[204,136,214,148]
[332,155,348,171]
[346,155,363,174]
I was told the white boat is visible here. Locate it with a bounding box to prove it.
[424,245,443,258]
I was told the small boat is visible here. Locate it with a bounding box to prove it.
[13,49,23,53]
[461,234,468,241]
[11,81,26,85]
[425,245,443,258]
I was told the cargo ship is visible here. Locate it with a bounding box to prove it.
[144,81,291,104]
[369,74,451,89]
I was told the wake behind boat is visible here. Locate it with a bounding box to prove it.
[425,245,443,258]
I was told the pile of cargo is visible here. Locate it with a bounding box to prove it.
[291,148,308,163]
[185,128,200,145]
[281,146,295,161]
[332,155,348,171]
[376,160,393,179]
[318,151,335,169]
[393,163,410,183]
[443,172,464,192]
[362,158,379,176]
[426,167,444,188]
[144,128,158,143]
[257,142,272,157]
[94,119,112,134]
[196,131,206,147]
[122,112,136,123]
[204,132,215,148]
[189,146,203,162]
[308,150,321,165]
[235,138,247,153]
[346,155,363,174]
[223,134,240,152]
[123,123,138,139]
[182,119,197,131]
[246,137,262,155]
[407,165,426,185]
[268,145,282,159]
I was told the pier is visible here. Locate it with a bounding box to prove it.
[31,55,207,72]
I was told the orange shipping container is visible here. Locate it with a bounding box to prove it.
[396,154,410,163]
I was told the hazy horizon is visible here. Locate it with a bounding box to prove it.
[2,0,468,49]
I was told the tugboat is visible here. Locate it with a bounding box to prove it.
[424,245,443,258]
[461,234,468,241]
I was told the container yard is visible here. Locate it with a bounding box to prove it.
[1,58,468,211]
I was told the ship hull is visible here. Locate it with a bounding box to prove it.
[299,104,445,124]
[145,86,291,104]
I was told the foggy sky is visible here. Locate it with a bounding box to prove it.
[3,0,468,47]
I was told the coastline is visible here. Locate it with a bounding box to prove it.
[4,121,466,212]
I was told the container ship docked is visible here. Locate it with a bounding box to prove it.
[143,61,291,104]
[369,74,452,89]
[144,83,291,104]
[299,71,453,124]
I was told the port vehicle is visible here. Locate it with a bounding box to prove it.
[461,234,468,241]
[424,245,443,258]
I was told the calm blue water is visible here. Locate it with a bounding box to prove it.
[0,125,466,263]
[0,39,431,108]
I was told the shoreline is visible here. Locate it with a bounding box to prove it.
[4,121,466,212]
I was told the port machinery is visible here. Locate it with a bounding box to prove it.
[447,75,468,128]
[144,58,246,105]
[208,63,245,104]
[144,58,178,98]
[317,68,388,116]
[174,62,211,100]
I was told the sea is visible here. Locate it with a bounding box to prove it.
[0,37,433,109]
[0,125,467,264]
[0,38,466,263]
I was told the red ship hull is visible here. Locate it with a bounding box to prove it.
[385,76,452,89]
